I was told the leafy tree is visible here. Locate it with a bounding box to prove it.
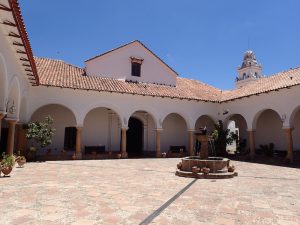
[25,116,55,150]
[212,120,236,156]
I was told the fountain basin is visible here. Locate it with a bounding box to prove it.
[181,156,229,173]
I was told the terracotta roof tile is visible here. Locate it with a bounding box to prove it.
[34,57,300,102]
[221,67,300,101]
[34,57,221,102]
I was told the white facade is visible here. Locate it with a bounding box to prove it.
[85,41,177,86]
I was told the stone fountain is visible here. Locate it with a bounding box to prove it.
[175,131,238,179]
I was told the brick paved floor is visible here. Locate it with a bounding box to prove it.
[1,159,299,225]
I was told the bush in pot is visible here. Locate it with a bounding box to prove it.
[1,153,16,176]
[25,116,55,161]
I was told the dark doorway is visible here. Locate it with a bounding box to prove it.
[64,127,77,151]
[127,117,143,157]
[0,128,8,154]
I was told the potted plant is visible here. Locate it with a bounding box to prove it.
[202,167,210,174]
[116,153,122,159]
[25,116,55,161]
[15,151,26,167]
[1,153,16,176]
[228,165,235,172]
[192,166,200,173]
[212,120,236,157]
[177,162,182,170]
[16,156,26,167]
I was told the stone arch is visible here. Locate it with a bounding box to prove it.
[29,99,80,125]
[80,102,124,126]
[7,76,21,119]
[161,111,192,130]
[30,104,77,152]
[0,54,8,111]
[252,108,281,130]
[194,115,215,134]
[161,113,188,153]
[127,106,159,129]
[83,107,122,152]
[253,109,285,151]
[289,105,300,128]
[289,106,300,151]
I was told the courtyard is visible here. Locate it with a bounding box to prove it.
[1,159,299,225]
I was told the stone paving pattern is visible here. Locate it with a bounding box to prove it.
[1,159,299,225]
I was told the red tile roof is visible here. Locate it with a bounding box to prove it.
[221,67,300,101]
[34,57,300,103]
[34,57,221,102]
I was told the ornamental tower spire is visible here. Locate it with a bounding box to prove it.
[235,50,263,88]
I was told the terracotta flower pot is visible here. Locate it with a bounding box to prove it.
[202,167,210,174]
[192,166,200,173]
[1,166,13,176]
[17,159,26,167]
[228,165,235,172]
[116,154,122,159]
[177,162,182,170]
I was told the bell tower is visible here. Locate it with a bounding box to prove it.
[235,50,263,88]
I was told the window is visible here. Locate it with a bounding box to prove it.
[64,127,77,150]
[131,62,141,77]
[130,57,143,77]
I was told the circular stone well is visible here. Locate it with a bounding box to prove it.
[176,156,238,179]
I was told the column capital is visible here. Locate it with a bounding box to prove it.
[188,129,196,133]
[76,126,83,130]
[121,126,129,130]
[5,117,18,124]
[247,129,256,132]
[155,128,163,132]
[282,126,294,131]
[0,111,6,119]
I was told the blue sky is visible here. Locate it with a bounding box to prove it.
[20,0,300,89]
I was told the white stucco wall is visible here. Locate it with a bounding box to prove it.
[0,26,29,118]
[26,86,219,154]
[255,109,285,150]
[161,113,188,152]
[30,104,77,153]
[82,108,121,152]
[85,41,177,86]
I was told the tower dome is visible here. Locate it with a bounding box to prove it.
[235,50,263,88]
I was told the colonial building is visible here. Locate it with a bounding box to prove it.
[0,0,299,161]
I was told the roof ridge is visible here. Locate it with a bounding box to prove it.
[34,56,84,70]
[85,40,138,62]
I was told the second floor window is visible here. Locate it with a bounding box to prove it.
[131,57,143,77]
[131,62,141,77]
